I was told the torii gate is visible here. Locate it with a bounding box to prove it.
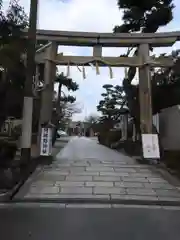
[34,29,179,156]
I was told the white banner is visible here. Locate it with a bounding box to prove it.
[142,134,160,159]
[40,128,52,156]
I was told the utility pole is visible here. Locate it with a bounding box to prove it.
[20,0,38,165]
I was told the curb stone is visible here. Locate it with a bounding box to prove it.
[10,196,180,207]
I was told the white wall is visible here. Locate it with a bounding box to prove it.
[159,105,180,150]
[153,113,159,133]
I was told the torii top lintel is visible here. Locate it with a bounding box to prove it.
[25,29,180,47]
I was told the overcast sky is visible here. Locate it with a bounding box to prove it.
[16,0,180,120]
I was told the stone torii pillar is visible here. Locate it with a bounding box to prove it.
[37,41,58,155]
[138,43,153,134]
[39,41,58,126]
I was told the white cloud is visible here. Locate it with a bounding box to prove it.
[19,0,180,120]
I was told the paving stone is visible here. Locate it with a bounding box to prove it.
[68,171,99,176]
[74,160,90,163]
[114,168,137,173]
[49,168,84,174]
[137,169,153,173]
[56,194,110,199]
[111,195,158,201]
[100,172,129,177]
[69,167,86,172]
[55,181,85,187]
[101,161,127,165]
[31,181,55,186]
[66,204,111,208]
[59,160,74,164]
[4,203,66,208]
[61,187,93,194]
[93,176,121,182]
[112,204,162,209]
[24,194,110,199]
[24,194,60,199]
[144,183,175,190]
[85,182,114,187]
[37,175,67,181]
[30,186,59,194]
[158,196,180,202]
[110,195,130,200]
[115,182,144,188]
[94,187,125,195]
[43,171,69,176]
[39,203,66,208]
[86,167,114,172]
[122,177,149,183]
[121,165,148,168]
[43,169,70,174]
[51,163,71,167]
[127,188,156,196]
[66,176,93,181]
[148,178,168,183]
[91,164,127,168]
[155,189,180,198]
[87,160,102,164]
[129,173,157,178]
[71,163,90,167]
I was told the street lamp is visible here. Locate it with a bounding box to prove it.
[20,0,38,165]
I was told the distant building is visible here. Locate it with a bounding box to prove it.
[67,121,94,136]
[1,117,22,136]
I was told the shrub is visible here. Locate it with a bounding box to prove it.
[108,129,122,143]
[98,129,122,147]
[11,124,22,139]
[0,140,17,168]
[98,131,108,145]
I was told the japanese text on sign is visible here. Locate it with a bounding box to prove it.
[40,128,52,156]
[142,134,160,159]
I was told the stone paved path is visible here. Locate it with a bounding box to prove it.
[15,137,180,205]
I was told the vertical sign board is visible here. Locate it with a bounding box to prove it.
[142,134,160,159]
[40,127,52,156]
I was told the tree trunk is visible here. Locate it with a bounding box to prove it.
[56,83,62,116]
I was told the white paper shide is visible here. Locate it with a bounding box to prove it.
[142,134,160,159]
[40,128,52,156]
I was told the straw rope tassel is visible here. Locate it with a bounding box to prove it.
[66,62,70,77]
[82,65,86,79]
[124,67,128,78]
[109,65,113,79]
[96,61,100,75]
